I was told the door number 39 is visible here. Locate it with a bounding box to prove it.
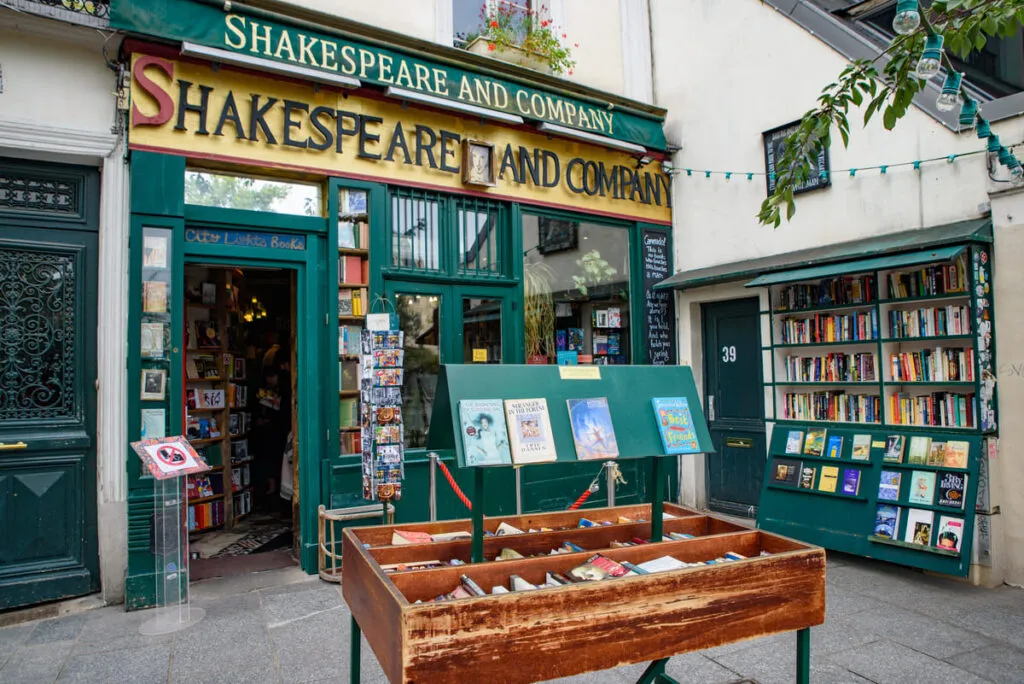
[721,345,737,363]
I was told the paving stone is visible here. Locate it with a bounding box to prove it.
[827,640,991,684]
[810,616,882,656]
[824,586,886,617]
[944,607,1024,650]
[0,623,37,661]
[841,604,991,658]
[58,642,171,683]
[23,615,88,646]
[170,626,279,684]
[0,641,74,683]
[707,636,827,684]
[271,606,350,683]
[259,581,343,628]
[949,643,1024,683]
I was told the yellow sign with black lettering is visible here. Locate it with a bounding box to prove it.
[128,54,672,224]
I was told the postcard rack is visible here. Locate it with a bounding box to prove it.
[342,365,826,684]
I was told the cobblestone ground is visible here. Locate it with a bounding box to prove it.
[1,552,1023,683]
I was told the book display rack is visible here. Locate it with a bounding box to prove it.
[337,187,370,456]
[755,243,996,576]
[342,365,826,684]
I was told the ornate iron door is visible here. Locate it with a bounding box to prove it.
[0,163,99,609]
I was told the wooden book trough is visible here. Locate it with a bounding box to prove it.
[342,503,825,684]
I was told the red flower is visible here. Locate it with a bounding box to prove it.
[574,42,579,47]
[490,20,499,28]
[562,33,567,38]
[541,19,549,27]
[568,69,574,76]
[488,43,496,51]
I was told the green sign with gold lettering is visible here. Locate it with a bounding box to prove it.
[110,0,666,151]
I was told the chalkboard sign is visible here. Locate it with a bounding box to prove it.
[641,229,676,365]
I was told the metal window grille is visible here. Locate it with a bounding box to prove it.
[456,197,503,277]
[390,189,442,271]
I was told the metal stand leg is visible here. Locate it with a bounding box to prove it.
[471,467,485,563]
[350,615,361,684]
[797,627,811,684]
[636,658,679,684]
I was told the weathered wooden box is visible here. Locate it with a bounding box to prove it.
[342,504,825,684]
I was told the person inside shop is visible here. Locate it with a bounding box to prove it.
[252,341,291,512]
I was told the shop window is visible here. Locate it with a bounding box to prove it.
[184,170,322,216]
[456,198,503,276]
[390,189,442,271]
[522,215,631,365]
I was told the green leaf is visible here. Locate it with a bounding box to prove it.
[883,106,897,131]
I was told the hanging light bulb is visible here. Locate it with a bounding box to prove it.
[936,71,964,112]
[987,134,1002,168]
[976,118,992,139]
[998,146,1014,168]
[958,98,978,129]
[1009,157,1024,186]
[916,34,944,79]
[892,0,921,35]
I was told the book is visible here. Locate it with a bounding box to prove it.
[770,458,801,486]
[851,434,872,460]
[936,470,968,510]
[883,435,906,463]
[509,575,537,591]
[826,435,843,459]
[841,468,861,496]
[878,470,902,501]
[904,508,935,545]
[338,221,357,249]
[495,522,524,536]
[458,399,513,467]
[944,440,970,469]
[937,516,964,552]
[651,397,700,454]
[391,530,433,545]
[503,398,558,464]
[907,436,932,465]
[908,470,936,505]
[784,430,804,455]
[569,554,634,581]
[143,281,167,313]
[803,429,827,457]
[636,555,687,573]
[927,442,946,467]
[567,328,583,352]
[567,397,620,460]
[798,464,817,489]
[818,465,839,493]
[338,289,353,316]
[874,504,900,539]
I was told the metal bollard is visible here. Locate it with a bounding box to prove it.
[428,452,438,521]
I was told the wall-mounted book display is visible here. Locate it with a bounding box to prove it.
[757,425,982,577]
[752,241,996,577]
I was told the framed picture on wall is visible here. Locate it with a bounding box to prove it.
[537,218,578,254]
[462,139,496,187]
[763,120,831,196]
[141,368,167,401]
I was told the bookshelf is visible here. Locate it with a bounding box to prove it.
[184,268,254,533]
[756,243,996,576]
[337,187,371,457]
[762,245,995,432]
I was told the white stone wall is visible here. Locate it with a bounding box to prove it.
[652,0,1024,585]
[0,11,128,604]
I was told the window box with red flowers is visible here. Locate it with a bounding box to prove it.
[463,2,576,76]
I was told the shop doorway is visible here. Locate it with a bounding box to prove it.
[383,281,514,448]
[702,298,766,518]
[183,263,301,579]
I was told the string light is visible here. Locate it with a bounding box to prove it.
[892,0,921,35]
[916,34,943,79]
[936,71,964,112]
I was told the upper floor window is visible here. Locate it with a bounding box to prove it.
[453,0,536,48]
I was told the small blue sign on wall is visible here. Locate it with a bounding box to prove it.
[185,228,306,251]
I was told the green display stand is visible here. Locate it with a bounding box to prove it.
[757,425,979,577]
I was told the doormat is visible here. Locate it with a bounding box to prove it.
[210,525,291,557]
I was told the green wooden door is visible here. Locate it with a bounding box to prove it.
[702,298,766,517]
[0,164,99,609]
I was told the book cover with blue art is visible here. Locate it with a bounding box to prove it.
[458,400,513,467]
[651,397,700,454]
[567,398,620,460]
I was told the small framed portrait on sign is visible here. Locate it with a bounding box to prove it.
[763,120,831,196]
[141,368,167,401]
[462,139,496,187]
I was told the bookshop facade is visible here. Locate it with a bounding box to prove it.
[117,11,673,606]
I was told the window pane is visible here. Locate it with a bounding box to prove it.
[522,216,631,365]
[457,198,502,276]
[391,190,441,271]
[453,0,487,47]
[184,170,321,216]
[463,297,502,364]
[396,294,440,448]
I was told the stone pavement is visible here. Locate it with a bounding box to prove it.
[1,552,1024,683]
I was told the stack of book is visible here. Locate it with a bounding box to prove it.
[779,310,878,344]
[886,255,968,299]
[888,392,976,428]
[888,304,970,338]
[888,348,975,382]
[784,352,878,383]
[775,275,876,311]
[783,390,881,424]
